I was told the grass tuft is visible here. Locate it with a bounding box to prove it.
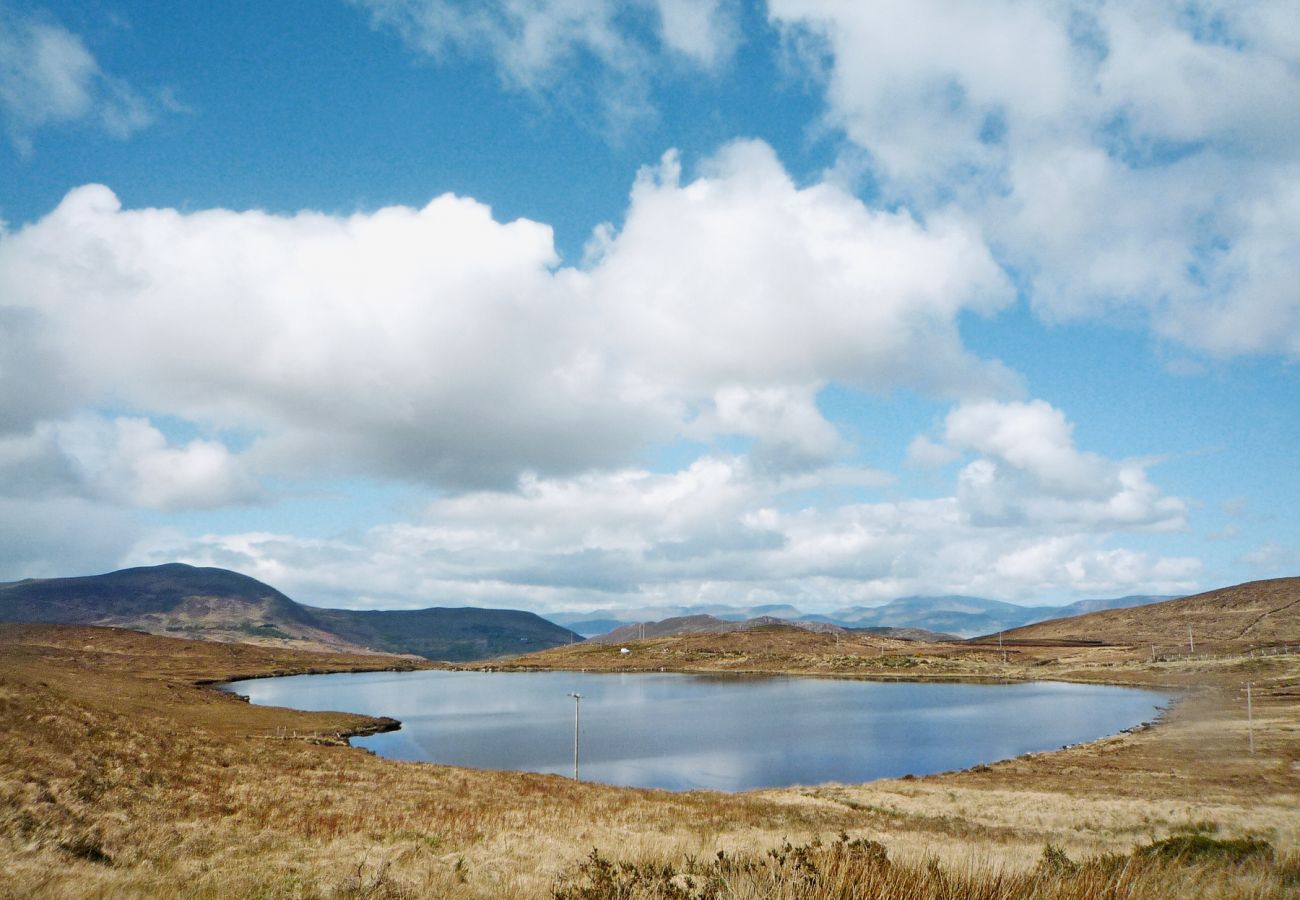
[551,833,1297,899]
[1135,834,1275,865]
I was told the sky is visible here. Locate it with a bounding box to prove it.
[0,0,1297,616]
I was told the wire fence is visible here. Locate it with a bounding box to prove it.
[1151,644,1296,664]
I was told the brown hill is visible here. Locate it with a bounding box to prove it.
[0,563,580,660]
[991,576,1300,649]
[592,614,737,642]
[514,622,936,674]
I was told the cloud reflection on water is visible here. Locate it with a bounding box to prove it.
[228,670,1169,791]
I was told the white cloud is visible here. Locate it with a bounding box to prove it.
[1237,541,1300,574]
[0,305,78,433]
[0,496,140,579]
[0,142,1013,489]
[0,7,155,154]
[350,0,738,126]
[768,0,1300,359]
[592,144,1016,397]
[124,401,1197,612]
[1206,524,1240,542]
[770,0,1072,197]
[51,417,260,511]
[0,415,259,511]
[1222,497,1249,518]
[654,0,737,69]
[905,435,959,468]
[695,384,845,470]
[938,399,1187,531]
[945,400,1112,498]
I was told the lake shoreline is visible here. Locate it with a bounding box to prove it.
[3,623,1295,897]
[223,667,1175,791]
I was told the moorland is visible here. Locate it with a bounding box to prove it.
[1,578,1297,897]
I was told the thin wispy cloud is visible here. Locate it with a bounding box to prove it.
[352,0,740,131]
[0,5,159,155]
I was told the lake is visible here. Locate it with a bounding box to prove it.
[223,670,1171,791]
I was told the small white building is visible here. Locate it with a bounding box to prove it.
[619,647,631,655]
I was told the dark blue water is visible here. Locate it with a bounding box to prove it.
[224,670,1169,791]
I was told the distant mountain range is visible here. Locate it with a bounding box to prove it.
[553,594,1177,639]
[590,614,956,644]
[0,564,580,661]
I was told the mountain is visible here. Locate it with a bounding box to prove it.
[547,603,809,631]
[994,577,1300,647]
[1054,594,1174,616]
[830,594,1177,638]
[828,595,1083,637]
[0,563,580,661]
[830,595,1034,636]
[549,594,1174,639]
[306,606,579,660]
[591,614,751,643]
[562,618,629,638]
[849,626,962,642]
[590,614,956,644]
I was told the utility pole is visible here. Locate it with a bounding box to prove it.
[1247,682,1254,755]
[1188,626,1195,654]
[1150,644,1156,663]
[568,692,583,780]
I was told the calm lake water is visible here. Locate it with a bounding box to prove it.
[224,670,1170,791]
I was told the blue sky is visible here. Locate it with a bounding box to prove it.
[1,0,1296,614]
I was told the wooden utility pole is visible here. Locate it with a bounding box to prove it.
[1188,626,1195,654]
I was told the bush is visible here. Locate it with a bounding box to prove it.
[1135,834,1274,865]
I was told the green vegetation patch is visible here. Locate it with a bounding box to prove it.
[235,622,291,639]
[1135,833,1275,864]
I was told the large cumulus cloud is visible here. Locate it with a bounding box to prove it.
[0,140,1012,490]
[770,0,1300,358]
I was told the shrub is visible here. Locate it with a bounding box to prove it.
[1135,834,1274,865]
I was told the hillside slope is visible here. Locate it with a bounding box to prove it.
[0,564,579,661]
[995,577,1299,647]
[834,594,1174,638]
[593,614,955,643]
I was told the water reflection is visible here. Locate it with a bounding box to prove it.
[225,670,1170,791]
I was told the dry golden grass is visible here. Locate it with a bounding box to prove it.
[1002,576,1300,647]
[551,833,1296,900]
[2,622,1297,898]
